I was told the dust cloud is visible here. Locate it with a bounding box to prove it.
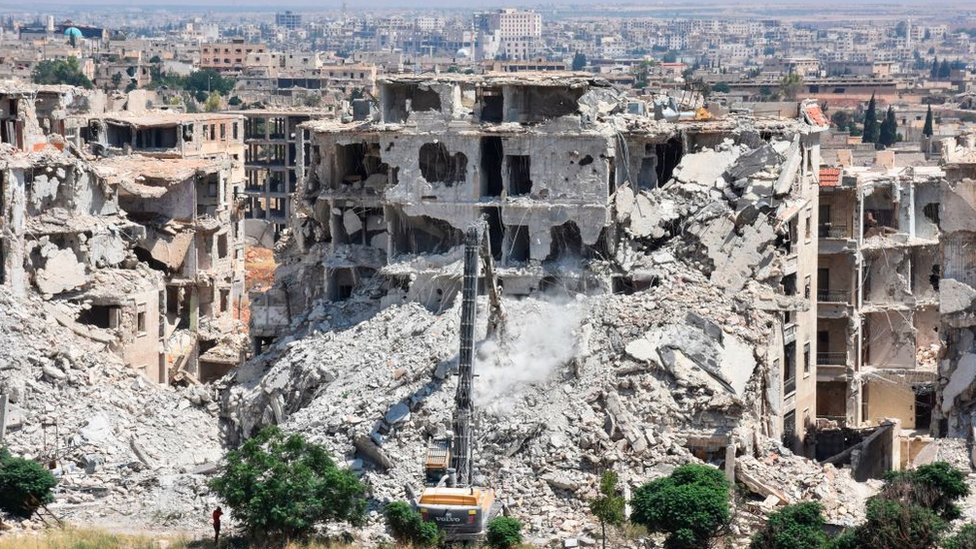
[473,295,586,412]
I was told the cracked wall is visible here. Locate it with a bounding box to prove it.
[937,171,976,435]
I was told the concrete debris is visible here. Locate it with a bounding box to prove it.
[222,265,860,544]
[0,287,223,532]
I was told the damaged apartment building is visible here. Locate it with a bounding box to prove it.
[0,89,247,384]
[84,111,248,383]
[253,72,826,454]
[816,156,944,436]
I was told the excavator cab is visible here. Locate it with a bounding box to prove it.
[424,438,452,485]
[417,486,497,541]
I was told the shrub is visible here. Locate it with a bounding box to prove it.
[0,447,58,518]
[944,523,976,549]
[383,501,442,548]
[883,462,969,520]
[750,502,828,549]
[844,497,947,549]
[486,516,523,549]
[828,462,967,549]
[209,426,367,539]
[630,463,730,549]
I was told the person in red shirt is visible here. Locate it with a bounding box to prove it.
[212,507,223,545]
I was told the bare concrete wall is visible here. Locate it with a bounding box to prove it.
[865,379,916,428]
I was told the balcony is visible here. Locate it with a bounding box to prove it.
[817,351,848,366]
[817,289,849,303]
[818,222,850,239]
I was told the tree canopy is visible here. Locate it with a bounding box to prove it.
[862,94,880,144]
[572,51,587,71]
[631,464,730,549]
[32,57,93,89]
[209,426,367,539]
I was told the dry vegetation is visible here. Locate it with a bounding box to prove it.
[0,528,366,549]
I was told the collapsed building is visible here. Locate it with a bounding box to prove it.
[937,135,976,438]
[245,72,827,470]
[0,83,107,152]
[81,111,249,382]
[0,87,247,384]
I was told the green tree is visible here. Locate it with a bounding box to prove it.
[930,57,939,79]
[779,73,803,101]
[631,464,730,549]
[662,51,678,63]
[149,55,162,64]
[882,462,969,521]
[204,91,222,112]
[486,516,523,549]
[939,59,951,79]
[943,523,976,549]
[572,51,588,71]
[0,447,58,518]
[590,470,625,549]
[750,502,828,549]
[383,501,442,548]
[228,95,242,106]
[830,462,968,549]
[842,497,947,549]
[713,82,731,93]
[831,110,851,130]
[111,72,123,89]
[184,68,235,96]
[862,93,879,144]
[32,57,93,89]
[923,105,934,137]
[209,426,367,540]
[879,106,898,147]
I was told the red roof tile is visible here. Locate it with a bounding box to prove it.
[820,167,841,187]
[803,103,830,127]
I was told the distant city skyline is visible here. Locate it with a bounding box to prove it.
[0,0,967,8]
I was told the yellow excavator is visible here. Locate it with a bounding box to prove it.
[414,222,505,542]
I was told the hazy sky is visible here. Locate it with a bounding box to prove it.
[0,0,963,16]
[1,0,955,5]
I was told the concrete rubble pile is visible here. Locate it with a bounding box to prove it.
[0,286,222,532]
[222,125,869,544]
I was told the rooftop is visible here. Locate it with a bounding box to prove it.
[98,111,244,128]
[94,155,226,196]
[378,71,608,88]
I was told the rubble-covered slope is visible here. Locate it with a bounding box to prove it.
[0,287,222,533]
[222,132,874,544]
[222,270,865,545]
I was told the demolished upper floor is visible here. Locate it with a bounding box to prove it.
[84,111,245,159]
[305,72,828,139]
[0,83,107,153]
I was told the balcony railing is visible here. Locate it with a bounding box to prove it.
[817,289,850,303]
[818,223,850,239]
[817,351,848,366]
